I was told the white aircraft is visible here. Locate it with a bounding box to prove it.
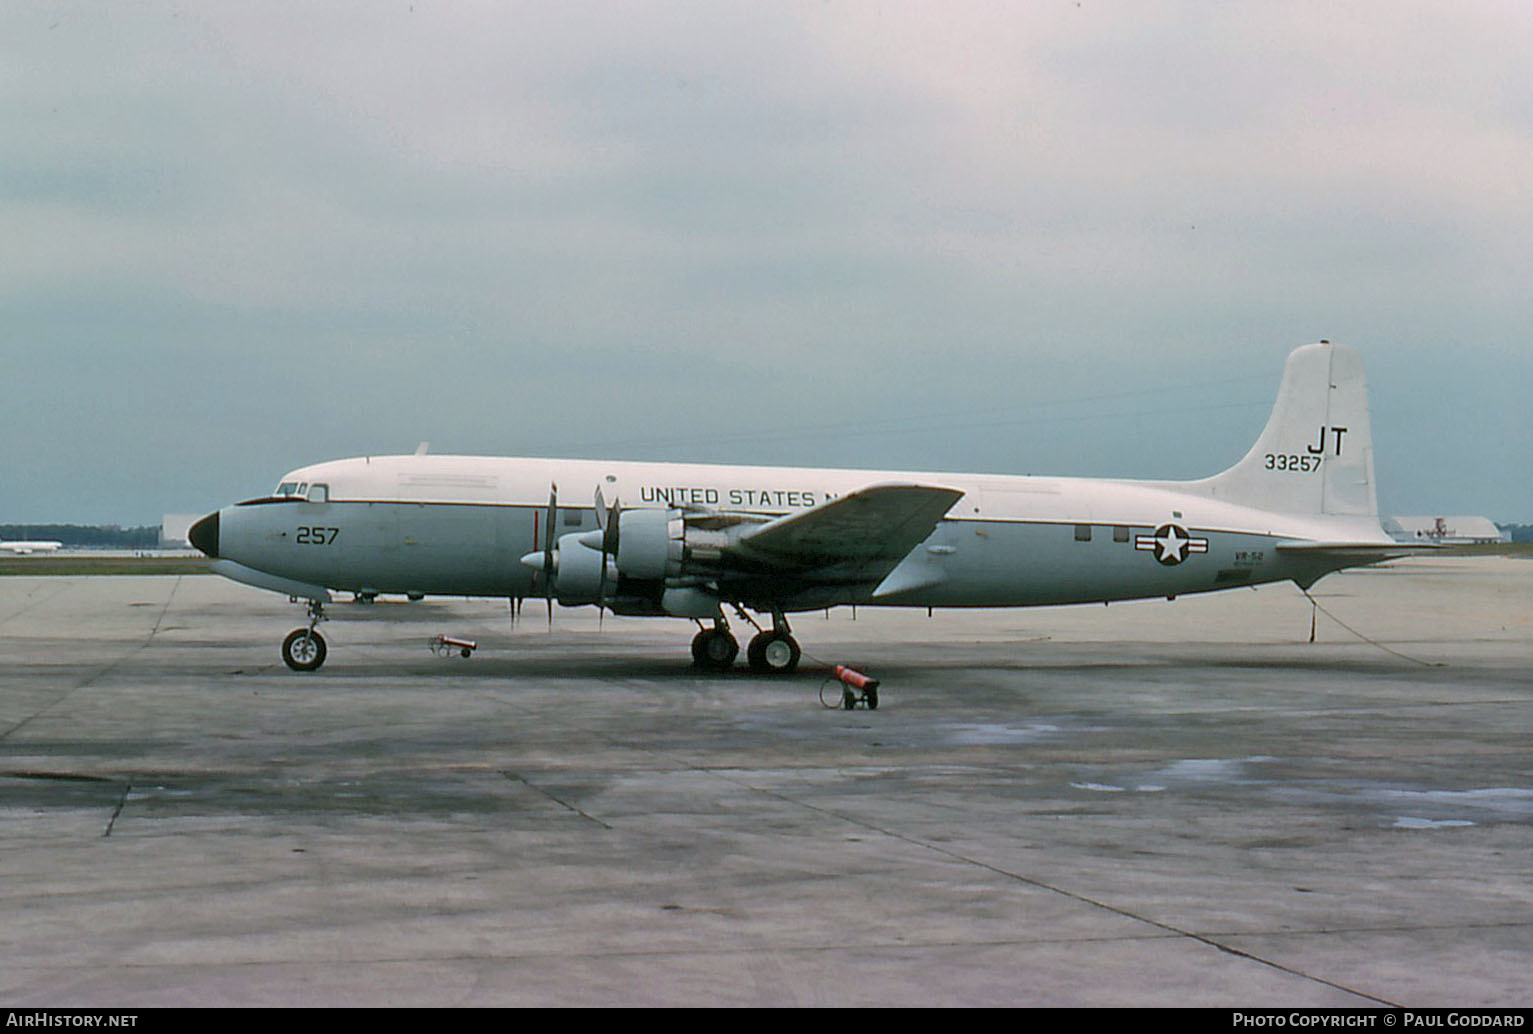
[0,540,64,555]
[189,341,1408,673]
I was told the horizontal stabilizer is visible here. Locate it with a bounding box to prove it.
[1273,540,1430,568]
[1274,540,1435,555]
[1272,538,1431,588]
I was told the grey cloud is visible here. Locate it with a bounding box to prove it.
[3,1,1528,522]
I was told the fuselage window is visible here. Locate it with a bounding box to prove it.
[1074,524,1092,542]
[1113,526,1130,543]
[564,509,584,527]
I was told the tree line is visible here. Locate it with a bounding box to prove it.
[1500,523,1533,543]
[0,524,161,548]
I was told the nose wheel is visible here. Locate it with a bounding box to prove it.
[282,628,327,671]
[281,599,329,671]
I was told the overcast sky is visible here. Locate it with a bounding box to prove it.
[4,1,1529,524]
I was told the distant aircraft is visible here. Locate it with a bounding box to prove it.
[0,540,63,555]
[189,341,1407,672]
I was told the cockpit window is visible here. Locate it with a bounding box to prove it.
[307,483,328,503]
[277,481,299,496]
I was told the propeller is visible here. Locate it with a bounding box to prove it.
[594,486,621,623]
[542,483,557,627]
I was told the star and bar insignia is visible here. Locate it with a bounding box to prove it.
[1135,523,1209,565]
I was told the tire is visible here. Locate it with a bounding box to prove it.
[282,628,327,671]
[747,631,801,674]
[691,629,738,671]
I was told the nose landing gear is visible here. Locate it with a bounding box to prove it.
[281,599,329,671]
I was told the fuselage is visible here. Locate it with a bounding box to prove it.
[199,452,1389,612]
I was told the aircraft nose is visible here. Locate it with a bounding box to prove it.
[188,511,220,558]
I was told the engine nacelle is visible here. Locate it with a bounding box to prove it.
[605,507,742,581]
[566,506,752,614]
[554,532,615,605]
[614,508,685,580]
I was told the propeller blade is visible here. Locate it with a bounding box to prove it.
[603,497,621,560]
[544,483,557,627]
[595,493,620,621]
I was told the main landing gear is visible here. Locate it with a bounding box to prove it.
[691,610,802,674]
[281,599,328,672]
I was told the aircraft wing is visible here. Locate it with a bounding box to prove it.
[727,483,964,582]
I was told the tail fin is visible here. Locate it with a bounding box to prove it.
[1187,341,1378,516]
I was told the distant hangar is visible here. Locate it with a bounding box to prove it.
[1385,515,1509,545]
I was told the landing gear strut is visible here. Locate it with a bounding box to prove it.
[282,598,328,672]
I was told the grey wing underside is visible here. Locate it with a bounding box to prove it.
[711,483,964,604]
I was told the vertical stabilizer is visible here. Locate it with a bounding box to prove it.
[1188,342,1378,516]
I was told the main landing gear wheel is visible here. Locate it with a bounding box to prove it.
[282,628,327,671]
[691,628,739,671]
[747,630,801,674]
